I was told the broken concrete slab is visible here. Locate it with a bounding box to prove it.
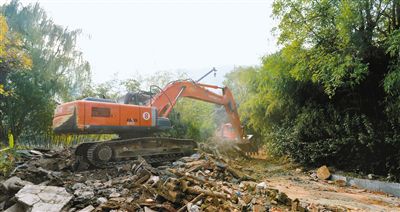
[331,174,400,197]
[15,185,72,212]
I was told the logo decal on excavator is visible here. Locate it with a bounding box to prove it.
[127,118,138,125]
[143,112,150,120]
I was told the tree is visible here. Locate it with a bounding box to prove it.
[2,1,91,101]
[0,15,31,94]
[78,74,142,100]
[0,14,32,143]
[122,78,141,93]
[0,1,91,142]
[221,0,400,179]
[223,66,258,106]
[272,0,400,113]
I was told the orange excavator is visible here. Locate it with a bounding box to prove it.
[53,69,253,168]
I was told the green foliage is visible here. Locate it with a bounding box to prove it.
[122,78,141,93]
[93,77,141,99]
[0,149,19,176]
[385,29,400,96]
[0,12,32,143]
[169,99,216,141]
[0,15,32,73]
[227,51,400,178]
[3,70,55,137]
[221,0,400,179]
[0,0,91,143]
[2,1,91,100]
[269,105,400,176]
[82,74,129,100]
[271,0,400,178]
[273,0,373,97]
[224,66,258,106]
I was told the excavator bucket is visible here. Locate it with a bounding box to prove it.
[235,138,262,156]
[217,124,260,156]
[201,136,262,159]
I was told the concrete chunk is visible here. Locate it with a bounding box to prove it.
[15,185,72,212]
[1,177,33,194]
[17,193,41,206]
[32,202,64,212]
[78,205,95,212]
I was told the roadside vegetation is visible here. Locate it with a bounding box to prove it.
[225,0,400,180]
[1,0,400,180]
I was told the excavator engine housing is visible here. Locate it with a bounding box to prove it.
[53,98,171,135]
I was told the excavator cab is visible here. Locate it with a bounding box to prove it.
[119,91,153,106]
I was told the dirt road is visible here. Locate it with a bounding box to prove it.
[241,158,400,211]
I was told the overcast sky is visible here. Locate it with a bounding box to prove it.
[3,0,278,85]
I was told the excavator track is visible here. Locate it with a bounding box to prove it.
[73,137,197,170]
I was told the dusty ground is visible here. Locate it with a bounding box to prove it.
[1,144,400,211]
[239,157,400,211]
[1,148,298,211]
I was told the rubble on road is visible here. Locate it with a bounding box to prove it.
[0,147,317,211]
[316,165,331,180]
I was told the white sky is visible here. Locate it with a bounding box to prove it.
[3,0,278,85]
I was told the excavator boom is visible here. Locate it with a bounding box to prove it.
[149,81,245,140]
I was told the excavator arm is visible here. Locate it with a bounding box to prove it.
[149,80,245,140]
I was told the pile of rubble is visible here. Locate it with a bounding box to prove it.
[1,148,306,212]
